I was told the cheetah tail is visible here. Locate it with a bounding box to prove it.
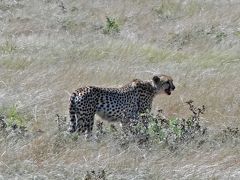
[68,92,77,133]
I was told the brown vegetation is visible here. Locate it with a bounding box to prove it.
[0,0,240,179]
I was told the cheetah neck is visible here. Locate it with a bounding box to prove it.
[149,80,160,96]
[139,80,156,96]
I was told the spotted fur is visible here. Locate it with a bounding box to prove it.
[68,75,175,134]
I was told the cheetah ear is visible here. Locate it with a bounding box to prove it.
[152,76,160,84]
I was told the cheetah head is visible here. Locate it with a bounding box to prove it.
[152,75,175,95]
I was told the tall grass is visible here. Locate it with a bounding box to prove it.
[0,0,240,179]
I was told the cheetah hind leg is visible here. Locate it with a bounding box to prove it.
[73,112,94,134]
[75,113,85,133]
[68,92,78,133]
[78,114,95,139]
[86,115,94,134]
[68,112,77,133]
[68,112,84,133]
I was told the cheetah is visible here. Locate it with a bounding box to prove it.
[68,75,175,134]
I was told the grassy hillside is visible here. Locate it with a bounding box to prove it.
[0,0,240,179]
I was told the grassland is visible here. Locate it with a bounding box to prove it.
[0,0,240,179]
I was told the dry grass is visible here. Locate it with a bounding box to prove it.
[0,0,240,179]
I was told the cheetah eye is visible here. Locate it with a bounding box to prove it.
[163,82,170,88]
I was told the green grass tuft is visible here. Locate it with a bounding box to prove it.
[0,40,17,53]
[0,58,32,70]
[103,17,120,35]
[0,106,27,127]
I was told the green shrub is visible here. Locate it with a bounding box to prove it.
[169,117,182,138]
[0,105,28,128]
[119,100,207,148]
[103,17,120,34]
[215,31,227,43]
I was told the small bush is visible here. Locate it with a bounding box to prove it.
[118,100,207,149]
[215,31,227,43]
[84,169,107,180]
[103,17,120,35]
[214,127,240,145]
[0,106,31,140]
[0,105,27,128]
